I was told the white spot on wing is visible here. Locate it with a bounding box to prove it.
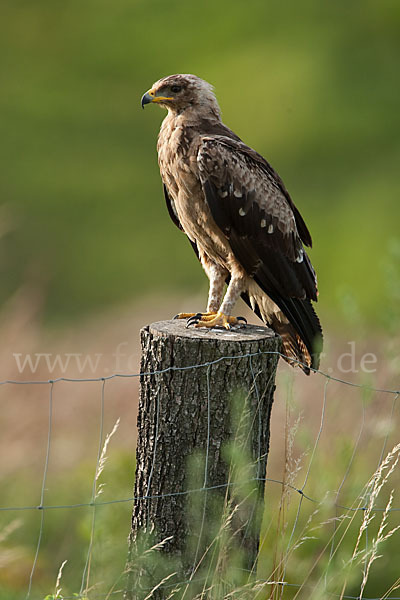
[268,224,274,234]
[219,190,228,198]
[260,219,267,228]
[234,189,242,198]
[239,208,246,216]
[296,249,304,263]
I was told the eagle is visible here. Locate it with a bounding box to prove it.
[141,74,322,374]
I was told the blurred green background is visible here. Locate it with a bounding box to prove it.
[1,0,399,328]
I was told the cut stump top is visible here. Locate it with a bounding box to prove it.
[148,319,277,343]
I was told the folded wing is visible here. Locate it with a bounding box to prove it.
[197,135,322,370]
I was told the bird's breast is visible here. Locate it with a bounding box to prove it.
[158,125,231,266]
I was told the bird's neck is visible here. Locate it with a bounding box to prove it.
[164,104,221,128]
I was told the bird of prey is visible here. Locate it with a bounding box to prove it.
[141,74,322,373]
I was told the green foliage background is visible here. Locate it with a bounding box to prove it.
[1,0,399,325]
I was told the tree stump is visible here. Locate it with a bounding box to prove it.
[125,319,281,598]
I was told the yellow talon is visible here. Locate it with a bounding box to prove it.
[196,313,219,322]
[193,312,241,330]
[174,311,217,320]
[174,312,198,319]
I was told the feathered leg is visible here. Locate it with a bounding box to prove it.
[205,262,228,312]
[192,273,247,330]
[174,259,227,320]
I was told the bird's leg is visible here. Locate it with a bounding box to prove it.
[191,273,247,330]
[174,261,227,321]
[206,263,228,313]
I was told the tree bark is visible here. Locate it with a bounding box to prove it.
[125,319,280,598]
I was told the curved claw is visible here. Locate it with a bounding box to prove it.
[189,312,202,321]
[186,318,200,328]
[187,313,202,327]
[236,316,248,324]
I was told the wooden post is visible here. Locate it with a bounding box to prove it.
[125,319,280,598]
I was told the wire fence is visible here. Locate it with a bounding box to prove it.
[0,349,399,600]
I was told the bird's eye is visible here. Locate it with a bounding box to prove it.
[171,85,182,93]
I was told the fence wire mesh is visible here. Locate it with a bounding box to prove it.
[0,349,399,600]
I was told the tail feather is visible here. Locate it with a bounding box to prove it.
[274,297,322,371]
[269,317,315,374]
[241,291,322,375]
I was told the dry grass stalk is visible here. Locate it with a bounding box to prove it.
[54,560,67,599]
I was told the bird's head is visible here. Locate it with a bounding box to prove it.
[141,74,220,117]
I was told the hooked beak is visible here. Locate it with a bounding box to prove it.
[141,91,153,108]
[141,88,173,109]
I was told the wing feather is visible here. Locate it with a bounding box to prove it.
[163,184,200,259]
[197,136,318,300]
[197,136,322,368]
[163,184,183,231]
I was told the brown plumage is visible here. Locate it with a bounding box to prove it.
[141,74,322,374]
